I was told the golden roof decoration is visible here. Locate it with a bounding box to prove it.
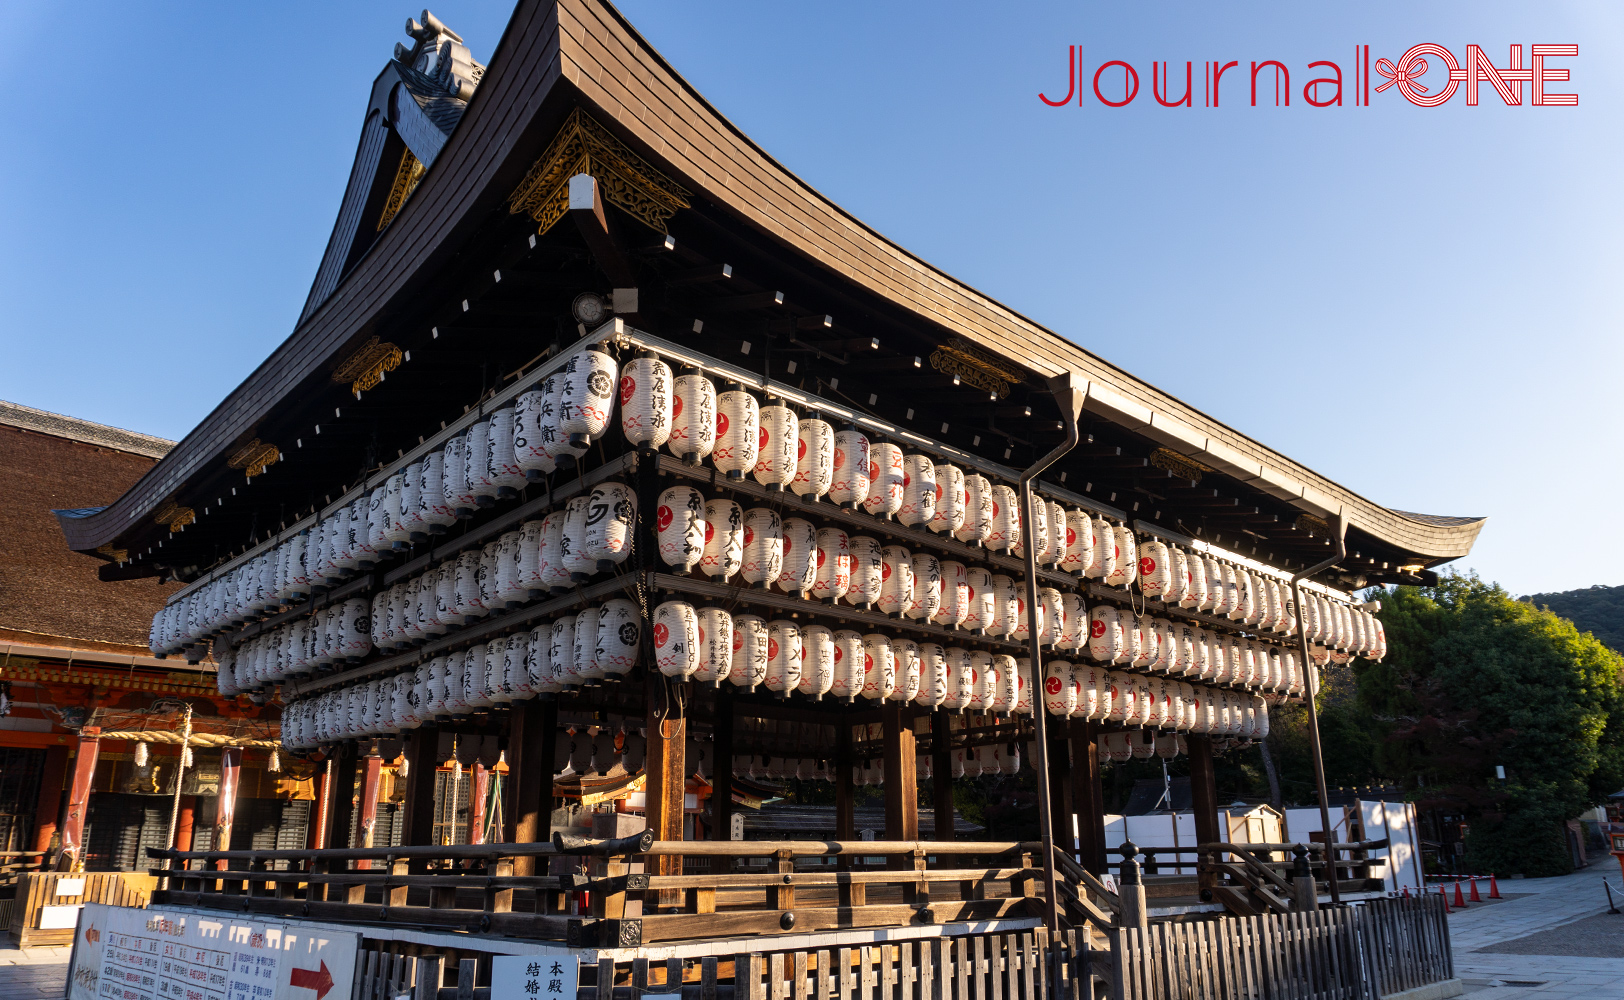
[1149,447,1212,483]
[378,149,428,231]
[508,108,691,235]
[331,335,403,395]
[928,337,1026,399]
[152,501,195,532]
[226,439,281,480]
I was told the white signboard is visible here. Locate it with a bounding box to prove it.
[69,903,359,1000]
[492,954,578,1000]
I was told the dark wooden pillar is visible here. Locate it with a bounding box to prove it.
[1047,731,1072,855]
[1188,734,1221,845]
[882,703,919,843]
[30,745,69,861]
[403,728,438,849]
[1070,719,1107,873]
[835,723,854,839]
[468,763,489,845]
[510,700,555,875]
[354,753,383,868]
[329,746,359,851]
[214,747,242,864]
[645,672,686,904]
[58,731,99,870]
[710,689,735,867]
[174,797,198,853]
[931,710,954,842]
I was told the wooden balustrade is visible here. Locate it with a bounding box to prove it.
[147,838,1051,947]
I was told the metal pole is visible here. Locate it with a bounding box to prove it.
[1289,513,1347,907]
[1018,372,1085,938]
[163,704,193,883]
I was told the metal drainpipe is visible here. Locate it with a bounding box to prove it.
[1289,511,1348,907]
[1019,372,1086,938]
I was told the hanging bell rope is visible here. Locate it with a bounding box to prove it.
[94,729,282,749]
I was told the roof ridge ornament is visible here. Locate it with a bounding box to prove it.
[508,108,692,236]
[393,9,484,101]
[928,337,1024,399]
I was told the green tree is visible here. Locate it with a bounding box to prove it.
[1358,573,1624,876]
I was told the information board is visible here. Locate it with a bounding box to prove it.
[69,903,359,1000]
[491,955,578,1000]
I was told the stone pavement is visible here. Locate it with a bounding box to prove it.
[0,944,70,1000]
[1445,860,1624,997]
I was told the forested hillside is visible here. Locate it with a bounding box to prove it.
[1523,584,1624,654]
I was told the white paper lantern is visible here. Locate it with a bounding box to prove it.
[1088,604,1121,662]
[583,481,637,571]
[788,417,835,501]
[956,475,993,546]
[513,388,556,479]
[989,574,1019,637]
[967,651,994,711]
[944,647,974,712]
[527,628,559,695]
[990,655,1017,714]
[656,486,707,573]
[812,528,850,603]
[846,535,883,608]
[1139,540,1169,599]
[740,507,784,588]
[714,388,760,480]
[777,518,816,596]
[1085,517,1112,580]
[546,618,576,690]
[532,511,570,593]
[899,453,937,527]
[669,372,717,464]
[987,485,1019,552]
[1056,592,1087,652]
[701,499,743,580]
[916,644,948,709]
[559,496,597,581]
[889,639,921,703]
[933,560,969,628]
[653,601,700,678]
[1105,526,1136,588]
[560,348,618,446]
[908,553,942,621]
[573,607,603,684]
[753,403,798,490]
[765,621,803,695]
[1163,548,1187,606]
[596,599,642,679]
[829,428,870,508]
[861,634,895,700]
[831,629,865,701]
[487,408,527,499]
[687,606,731,687]
[1038,587,1065,648]
[963,566,994,632]
[463,419,498,511]
[928,464,966,537]
[798,625,835,700]
[862,442,905,519]
[1023,498,1050,564]
[619,352,673,450]
[878,545,914,617]
[1043,659,1076,717]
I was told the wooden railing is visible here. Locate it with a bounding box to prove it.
[147,835,1054,947]
[1191,840,1388,917]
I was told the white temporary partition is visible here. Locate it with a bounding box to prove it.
[1360,798,1424,892]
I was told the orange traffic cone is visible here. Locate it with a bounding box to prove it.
[1453,881,1468,907]
[1469,877,1482,902]
[1488,874,1502,899]
[1440,883,1451,912]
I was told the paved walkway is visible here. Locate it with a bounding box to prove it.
[1445,861,1624,997]
[0,945,70,1000]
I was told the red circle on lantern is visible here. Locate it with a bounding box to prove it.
[758,427,769,449]
[743,526,754,546]
[1090,620,1106,638]
[654,623,670,647]
[798,438,807,461]
[1045,676,1062,695]
[657,506,673,531]
[768,639,779,659]
[619,375,635,405]
[704,522,715,543]
[672,394,684,419]
[716,412,729,436]
[1140,557,1155,576]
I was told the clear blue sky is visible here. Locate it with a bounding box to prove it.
[2,1,1618,597]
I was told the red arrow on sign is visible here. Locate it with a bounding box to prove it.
[289,962,334,1000]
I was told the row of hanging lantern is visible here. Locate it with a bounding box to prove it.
[161,341,1384,692]
[1039,660,1277,737]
